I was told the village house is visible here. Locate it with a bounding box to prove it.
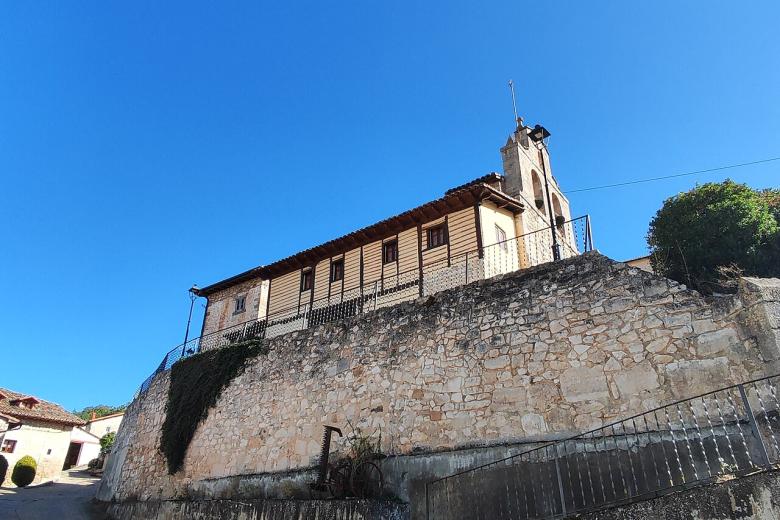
[190,121,585,352]
[84,411,125,438]
[0,388,87,486]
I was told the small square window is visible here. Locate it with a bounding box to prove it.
[1,439,16,453]
[383,240,398,264]
[330,259,344,282]
[234,296,246,314]
[495,224,508,251]
[426,225,447,249]
[300,270,313,292]
[47,448,52,455]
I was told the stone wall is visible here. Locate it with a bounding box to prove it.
[98,253,778,517]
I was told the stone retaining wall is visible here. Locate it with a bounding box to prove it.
[97,253,779,518]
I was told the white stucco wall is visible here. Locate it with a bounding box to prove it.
[85,414,124,437]
[0,420,72,486]
[70,427,102,467]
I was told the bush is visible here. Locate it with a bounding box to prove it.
[100,432,116,455]
[0,454,8,486]
[647,180,779,293]
[87,457,102,470]
[11,455,37,487]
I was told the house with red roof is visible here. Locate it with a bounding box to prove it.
[0,388,88,486]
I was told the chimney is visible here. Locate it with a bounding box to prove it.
[90,411,97,421]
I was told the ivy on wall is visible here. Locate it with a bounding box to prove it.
[161,339,269,474]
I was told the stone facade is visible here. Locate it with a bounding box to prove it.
[99,253,778,515]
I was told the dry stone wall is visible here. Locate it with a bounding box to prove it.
[99,253,776,508]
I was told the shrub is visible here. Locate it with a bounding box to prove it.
[0,454,8,486]
[11,455,37,487]
[647,180,779,293]
[87,457,102,470]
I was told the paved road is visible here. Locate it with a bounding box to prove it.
[0,469,104,520]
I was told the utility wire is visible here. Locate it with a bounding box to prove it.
[565,156,780,194]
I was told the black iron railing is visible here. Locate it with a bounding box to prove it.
[425,373,780,519]
[137,216,593,395]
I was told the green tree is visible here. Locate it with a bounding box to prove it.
[100,432,116,455]
[72,404,126,421]
[647,180,779,293]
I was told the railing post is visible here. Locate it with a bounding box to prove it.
[425,482,430,520]
[553,445,568,517]
[465,251,469,284]
[738,384,772,467]
[585,214,594,252]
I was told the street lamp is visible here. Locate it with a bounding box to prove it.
[183,284,199,353]
[528,125,561,261]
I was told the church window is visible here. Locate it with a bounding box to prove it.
[531,171,546,213]
[234,296,246,314]
[495,224,508,251]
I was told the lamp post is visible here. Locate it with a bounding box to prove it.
[528,124,561,261]
[183,284,199,350]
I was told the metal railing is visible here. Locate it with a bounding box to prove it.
[137,216,593,395]
[425,373,780,519]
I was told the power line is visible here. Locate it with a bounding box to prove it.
[565,156,780,194]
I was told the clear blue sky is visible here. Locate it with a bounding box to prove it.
[1,1,778,410]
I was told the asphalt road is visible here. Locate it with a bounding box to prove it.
[0,469,104,520]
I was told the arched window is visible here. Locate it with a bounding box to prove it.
[531,171,545,213]
[552,193,565,231]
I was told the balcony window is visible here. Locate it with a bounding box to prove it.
[300,270,313,292]
[383,240,398,264]
[426,225,447,249]
[330,259,344,282]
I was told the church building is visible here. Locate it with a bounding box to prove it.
[192,120,580,350]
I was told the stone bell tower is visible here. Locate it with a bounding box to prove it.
[499,116,573,234]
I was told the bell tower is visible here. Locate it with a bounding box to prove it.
[500,120,532,199]
[498,82,573,241]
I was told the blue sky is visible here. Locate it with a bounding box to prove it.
[1,1,778,410]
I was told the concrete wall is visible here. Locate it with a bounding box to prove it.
[106,498,409,520]
[0,420,72,486]
[98,253,778,517]
[581,468,780,520]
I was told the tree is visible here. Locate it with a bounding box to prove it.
[72,404,126,422]
[100,432,116,455]
[647,180,779,293]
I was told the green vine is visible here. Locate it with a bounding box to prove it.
[161,338,268,474]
